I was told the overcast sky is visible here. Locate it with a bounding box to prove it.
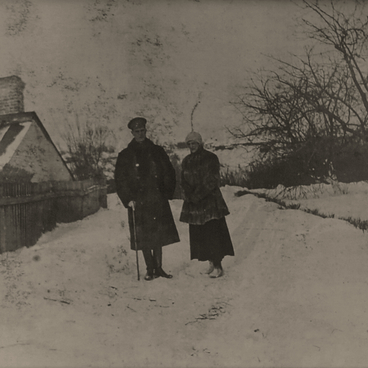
[0,0,316,147]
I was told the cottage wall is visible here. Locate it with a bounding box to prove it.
[0,76,25,115]
[8,122,73,182]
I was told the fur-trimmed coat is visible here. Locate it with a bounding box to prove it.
[115,138,180,250]
[179,146,229,225]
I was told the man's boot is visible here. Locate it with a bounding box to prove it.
[142,249,154,281]
[153,247,173,279]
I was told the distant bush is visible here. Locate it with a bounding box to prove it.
[61,118,113,181]
[222,139,368,190]
[240,154,318,189]
[0,164,34,182]
[333,143,368,183]
[220,165,249,187]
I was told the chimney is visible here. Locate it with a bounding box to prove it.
[0,75,25,115]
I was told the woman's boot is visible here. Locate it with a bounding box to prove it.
[210,260,223,278]
[204,260,215,274]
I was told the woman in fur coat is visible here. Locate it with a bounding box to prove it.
[180,131,234,278]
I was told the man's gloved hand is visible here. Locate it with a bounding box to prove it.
[128,201,136,210]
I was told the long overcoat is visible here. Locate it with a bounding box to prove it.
[115,138,180,251]
[179,146,230,225]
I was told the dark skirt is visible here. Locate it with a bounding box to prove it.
[189,217,234,263]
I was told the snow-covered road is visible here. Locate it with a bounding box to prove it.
[1,185,368,367]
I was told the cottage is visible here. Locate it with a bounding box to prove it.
[0,76,73,182]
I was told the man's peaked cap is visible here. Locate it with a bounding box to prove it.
[128,117,147,130]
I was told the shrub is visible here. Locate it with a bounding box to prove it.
[220,165,249,187]
[243,155,314,189]
[0,164,34,182]
[333,143,368,183]
[61,118,113,180]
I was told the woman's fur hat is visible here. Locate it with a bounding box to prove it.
[185,131,203,145]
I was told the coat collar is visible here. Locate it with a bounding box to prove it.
[128,138,155,150]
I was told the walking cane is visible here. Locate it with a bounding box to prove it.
[131,203,140,281]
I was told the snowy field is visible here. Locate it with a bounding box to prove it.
[1,183,368,367]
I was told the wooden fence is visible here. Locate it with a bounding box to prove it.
[0,178,107,254]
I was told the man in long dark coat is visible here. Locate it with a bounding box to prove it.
[115,117,180,281]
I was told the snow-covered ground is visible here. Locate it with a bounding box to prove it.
[1,183,368,367]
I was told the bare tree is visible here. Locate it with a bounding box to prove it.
[301,0,368,136]
[230,0,368,186]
